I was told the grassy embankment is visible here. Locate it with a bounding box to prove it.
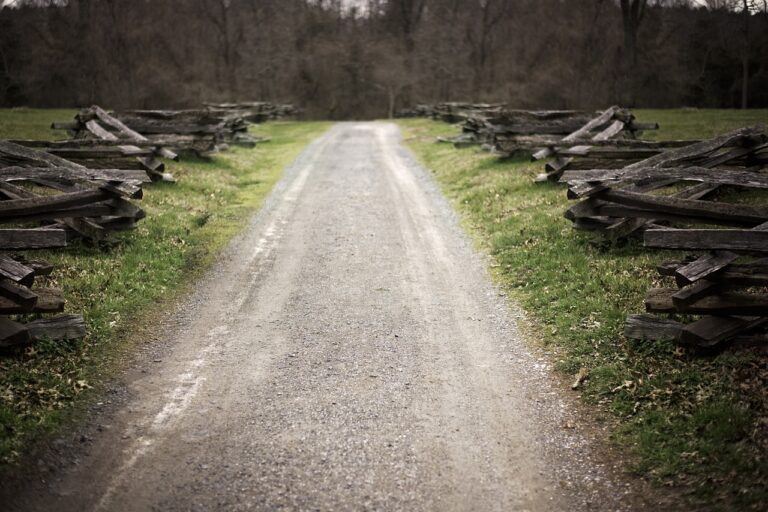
[0,109,330,465]
[399,109,768,510]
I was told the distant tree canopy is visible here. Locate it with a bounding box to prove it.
[0,0,766,119]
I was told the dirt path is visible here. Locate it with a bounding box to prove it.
[5,123,652,511]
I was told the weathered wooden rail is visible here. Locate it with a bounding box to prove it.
[397,102,507,124]
[52,105,177,181]
[116,109,256,153]
[554,124,768,348]
[528,107,666,182]
[203,101,298,123]
[626,252,768,348]
[0,139,146,346]
[2,101,283,350]
[494,107,649,157]
[0,140,145,253]
[464,109,594,150]
[0,254,84,347]
[560,126,768,240]
[417,104,659,165]
[52,104,281,163]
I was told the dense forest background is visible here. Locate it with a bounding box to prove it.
[0,0,767,119]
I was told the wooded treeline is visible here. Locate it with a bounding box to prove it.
[0,0,766,119]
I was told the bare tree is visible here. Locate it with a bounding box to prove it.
[741,0,750,108]
[199,0,243,99]
[619,0,648,105]
[1,0,767,113]
[465,0,512,101]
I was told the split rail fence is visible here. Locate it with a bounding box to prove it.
[1,101,295,349]
[558,125,768,348]
[410,101,767,349]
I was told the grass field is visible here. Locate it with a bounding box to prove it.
[0,109,77,140]
[398,109,768,510]
[0,109,331,465]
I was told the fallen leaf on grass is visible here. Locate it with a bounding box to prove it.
[612,380,636,393]
[571,367,590,390]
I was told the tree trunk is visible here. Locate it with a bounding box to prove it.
[620,0,646,107]
[742,0,750,109]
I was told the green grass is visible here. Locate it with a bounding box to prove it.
[399,109,768,510]
[0,108,76,140]
[636,108,768,141]
[0,109,331,465]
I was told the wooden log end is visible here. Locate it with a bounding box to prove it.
[0,317,31,347]
[624,314,682,341]
[680,316,767,348]
[27,314,86,341]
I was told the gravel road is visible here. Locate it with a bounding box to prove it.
[5,123,653,511]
